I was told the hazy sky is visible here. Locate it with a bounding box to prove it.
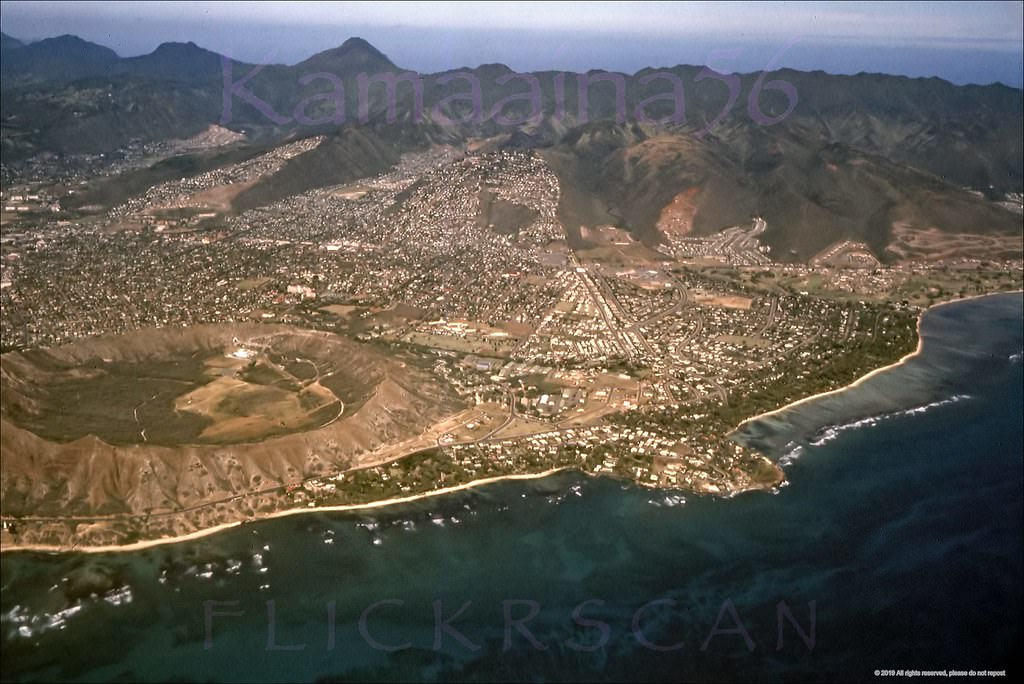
[2,1,1022,86]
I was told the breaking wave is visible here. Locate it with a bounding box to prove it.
[3,584,133,640]
[808,394,972,447]
[778,441,806,467]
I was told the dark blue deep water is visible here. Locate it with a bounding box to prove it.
[2,293,1022,683]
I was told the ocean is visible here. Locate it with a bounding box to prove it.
[2,292,1022,683]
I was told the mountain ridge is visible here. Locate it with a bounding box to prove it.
[3,33,1021,263]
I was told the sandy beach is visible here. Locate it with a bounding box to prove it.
[735,334,925,428]
[735,290,1023,428]
[4,291,1020,556]
[0,468,569,555]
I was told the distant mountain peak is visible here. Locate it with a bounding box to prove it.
[38,34,113,50]
[47,33,88,43]
[18,34,119,60]
[338,37,385,58]
[299,37,395,70]
[0,33,118,84]
[124,40,226,81]
[0,32,24,51]
[154,40,200,50]
[149,41,215,57]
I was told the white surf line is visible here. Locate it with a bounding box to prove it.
[737,290,1024,429]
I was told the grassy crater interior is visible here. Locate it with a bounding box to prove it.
[0,327,383,446]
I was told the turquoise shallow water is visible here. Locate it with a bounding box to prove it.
[2,292,1022,683]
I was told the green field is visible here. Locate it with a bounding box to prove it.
[3,355,213,445]
[4,345,348,446]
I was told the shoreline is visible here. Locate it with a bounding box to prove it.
[0,468,569,555]
[734,290,1023,429]
[3,290,1019,556]
[734,334,924,428]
